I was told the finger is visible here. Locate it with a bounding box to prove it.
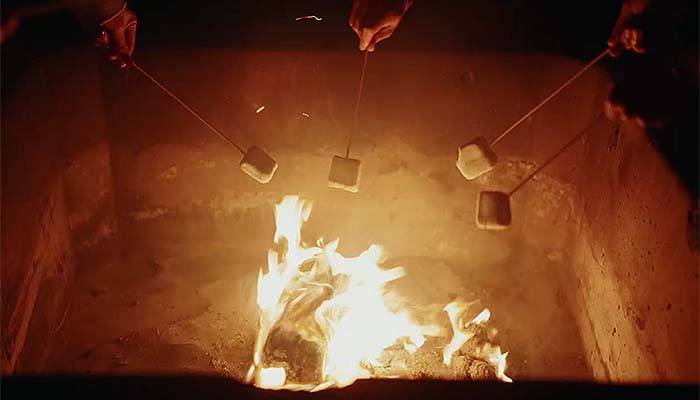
[107,28,129,62]
[124,22,137,56]
[120,55,133,68]
[607,36,625,57]
[367,25,394,52]
[349,14,358,32]
[606,36,616,48]
[607,26,626,55]
[608,44,625,57]
[604,101,629,123]
[349,0,360,28]
[604,101,620,121]
[359,28,375,51]
[611,29,638,56]
[630,29,646,54]
[350,1,367,33]
[607,2,631,58]
[621,28,645,54]
[350,0,361,19]
[621,29,633,49]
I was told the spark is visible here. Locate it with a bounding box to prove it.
[295,15,322,21]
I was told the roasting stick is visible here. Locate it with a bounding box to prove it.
[131,62,279,184]
[490,49,609,146]
[476,112,604,230]
[132,62,245,154]
[347,49,369,159]
[507,115,600,197]
[327,50,369,193]
[457,49,609,181]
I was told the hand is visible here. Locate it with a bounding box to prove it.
[349,0,412,52]
[94,4,137,68]
[604,61,683,129]
[607,0,650,57]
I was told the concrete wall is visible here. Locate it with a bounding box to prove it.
[565,120,699,383]
[1,51,115,373]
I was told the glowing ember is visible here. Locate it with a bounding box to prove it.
[246,196,512,390]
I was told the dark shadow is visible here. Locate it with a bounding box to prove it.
[3,376,699,400]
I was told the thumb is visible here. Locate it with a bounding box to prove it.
[359,28,374,51]
[607,39,625,57]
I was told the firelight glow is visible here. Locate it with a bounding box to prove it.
[246,196,511,390]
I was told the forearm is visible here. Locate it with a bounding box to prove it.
[71,0,125,28]
[624,0,650,13]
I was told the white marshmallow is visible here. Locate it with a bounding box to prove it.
[456,136,498,180]
[328,156,361,193]
[476,191,511,230]
[239,145,278,184]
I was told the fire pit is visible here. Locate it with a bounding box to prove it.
[2,2,697,396]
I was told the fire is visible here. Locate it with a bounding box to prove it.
[443,303,512,383]
[246,196,512,390]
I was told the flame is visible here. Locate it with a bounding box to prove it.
[258,368,287,388]
[247,196,512,390]
[442,301,512,383]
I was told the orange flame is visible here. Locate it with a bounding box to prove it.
[247,196,512,390]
